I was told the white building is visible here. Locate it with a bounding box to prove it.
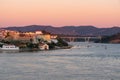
[35,31,43,35]
[39,43,49,50]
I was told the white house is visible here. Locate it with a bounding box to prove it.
[39,43,49,50]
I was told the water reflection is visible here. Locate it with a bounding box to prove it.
[0,42,120,80]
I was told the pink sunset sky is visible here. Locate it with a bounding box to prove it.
[0,0,120,28]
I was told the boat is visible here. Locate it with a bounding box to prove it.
[0,45,19,51]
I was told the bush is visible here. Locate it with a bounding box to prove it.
[57,38,68,47]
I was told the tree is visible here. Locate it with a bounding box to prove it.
[57,37,68,47]
[5,32,10,38]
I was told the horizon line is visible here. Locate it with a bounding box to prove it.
[0,24,120,28]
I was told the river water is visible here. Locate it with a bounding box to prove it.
[0,42,120,80]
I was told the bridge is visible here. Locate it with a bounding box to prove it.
[60,36,102,42]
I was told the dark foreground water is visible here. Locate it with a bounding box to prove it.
[0,42,120,80]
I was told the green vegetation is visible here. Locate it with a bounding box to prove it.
[99,33,120,43]
[0,37,70,50]
[26,43,39,49]
[47,37,69,49]
[47,41,56,49]
[56,37,68,47]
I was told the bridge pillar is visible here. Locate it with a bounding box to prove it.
[98,36,102,43]
[70,37,75,42]
[85,37,87,42]
[88,37,90,42]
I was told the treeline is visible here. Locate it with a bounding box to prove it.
[0,37,69,50]
[98,33,120,43]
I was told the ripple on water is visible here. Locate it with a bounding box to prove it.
[0,43,120,80]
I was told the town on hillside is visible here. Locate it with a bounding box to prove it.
[0,29,69,51]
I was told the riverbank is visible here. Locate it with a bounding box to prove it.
[19,45,72,52]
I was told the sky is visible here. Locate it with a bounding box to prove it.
[0,0,120,28]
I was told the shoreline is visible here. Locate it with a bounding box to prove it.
[18,45,73,52]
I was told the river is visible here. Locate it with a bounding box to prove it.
[0,42,120,80]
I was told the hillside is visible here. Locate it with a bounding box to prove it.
[109,33,120,43]
[99,33,120,43]
[2,25,120,36]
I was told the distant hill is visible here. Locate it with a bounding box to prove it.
[2,25,120,36]
[100,33,120,43]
